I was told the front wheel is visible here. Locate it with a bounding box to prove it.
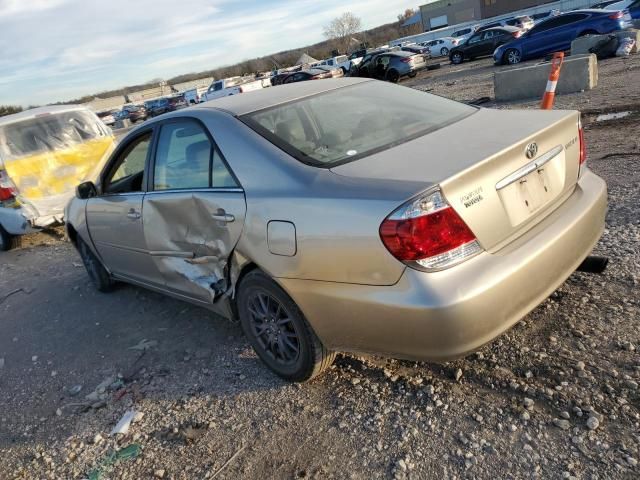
[0,225,21,251]
[78,237,114,292]
[451,52,464,64]
[238,271,336,382]
[386,69,400,83]
[504,48,522,65]
[440,47,449,56]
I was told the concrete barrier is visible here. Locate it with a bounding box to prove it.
[493,54,598,102]
[570,29,640,56]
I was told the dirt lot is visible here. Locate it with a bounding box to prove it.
[1,54,639,480]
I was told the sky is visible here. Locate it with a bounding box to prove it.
[0,0,419,106]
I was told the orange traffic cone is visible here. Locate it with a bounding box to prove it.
[541,52,565,110]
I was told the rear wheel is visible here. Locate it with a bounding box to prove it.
[386,69,400,83]
[0,226,21,251]
[504,48,522,65]
[238,271,336,382]
[77,237,114,292]
[451,51,464,64]
[440,47,449,56]
[408,71,417,78]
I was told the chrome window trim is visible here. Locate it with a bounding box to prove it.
[144,187,244,195]
[495,145,563,191]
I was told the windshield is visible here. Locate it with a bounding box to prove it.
[0,110,108,160]
[241,81,475,167]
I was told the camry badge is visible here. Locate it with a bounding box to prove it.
[525,142,538,159]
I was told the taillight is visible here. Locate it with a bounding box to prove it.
[579,120,586,166]
[0,170,17,201]
[400,57,413,63]
[609,11,623,20]
[512,31,522,38]
[379,189,483,270]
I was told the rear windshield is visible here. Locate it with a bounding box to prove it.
[241,81,475,167]
[0,110,108,160]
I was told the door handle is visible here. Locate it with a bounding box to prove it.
[127,208,141,220]
[211,212,235,223]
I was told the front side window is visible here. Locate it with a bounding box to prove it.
[104,132,151,193]
[242,81,476,167]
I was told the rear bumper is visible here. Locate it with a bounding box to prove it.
[278,170,607,361]
[0,206,38,235]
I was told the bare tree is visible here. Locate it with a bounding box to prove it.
[323,12,362,54]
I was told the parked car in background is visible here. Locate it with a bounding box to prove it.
[183,86,208,105]
[351,50,427,82]
[401,45,431,56]
[494,9,629,65]
[479,15,533,32]
[449,26,521,65]
[281,68,335,84]
[201,77,267,102]
[0,106,115,250]
[312,66,345,78]
[531,11,558,24]
[626,0,640,20]
[317,55,351,74]
[123,104,148,123]
[114,110,129,121]
[451,25,479,42]
[420,37,460,57]
[67,78,606,382]
[592,0,625,8]
[148,96,186,117]
[97,110,116,126]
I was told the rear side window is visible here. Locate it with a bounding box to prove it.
[153,120,238,190]
[242,81,475,167]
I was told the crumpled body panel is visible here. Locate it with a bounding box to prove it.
[142,190,246,303]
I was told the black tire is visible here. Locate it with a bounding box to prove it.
[238,271,336,382]
[504,48,522,65]
[77,237,114,292]
[0,225,21,251]
[340,67,347,75]
[386,69,400,83]
[440,47,449,56]
[451,51,464,65]
[407,71,417,78]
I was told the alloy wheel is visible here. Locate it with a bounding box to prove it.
[441,47,449,56]
[507,49,521,65]
[247,291,300,366]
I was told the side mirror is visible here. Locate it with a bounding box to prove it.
[76,181,97,199]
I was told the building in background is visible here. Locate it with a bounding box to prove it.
[419,0,555,31]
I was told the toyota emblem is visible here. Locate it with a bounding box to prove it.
[525,142,538,160]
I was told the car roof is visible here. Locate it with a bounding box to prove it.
[0,105,90,127]
[195,78,372,116]
[485,25,520,32]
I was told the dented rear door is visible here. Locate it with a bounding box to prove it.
[142,118,246,309]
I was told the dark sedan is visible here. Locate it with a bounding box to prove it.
[122,104,147,123]
[401,45,431,56]
[351,51,427,83]
[281,68,334,84]
[494,9,628,65]
[449,26,521,65]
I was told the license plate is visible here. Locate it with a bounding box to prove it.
[496,146,565,226]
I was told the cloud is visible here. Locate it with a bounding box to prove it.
[0,0,416,106]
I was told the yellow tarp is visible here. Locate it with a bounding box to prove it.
[3,136,115,199]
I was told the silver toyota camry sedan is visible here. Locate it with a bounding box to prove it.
[66,78,607,381]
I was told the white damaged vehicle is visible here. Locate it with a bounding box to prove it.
[0,106,115,250]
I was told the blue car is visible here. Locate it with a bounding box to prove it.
[628,0,640,20]
[494,9,629,65]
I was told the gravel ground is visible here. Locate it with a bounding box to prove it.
[1,54,639,480]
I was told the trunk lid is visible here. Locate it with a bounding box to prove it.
[331,108,582,252]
